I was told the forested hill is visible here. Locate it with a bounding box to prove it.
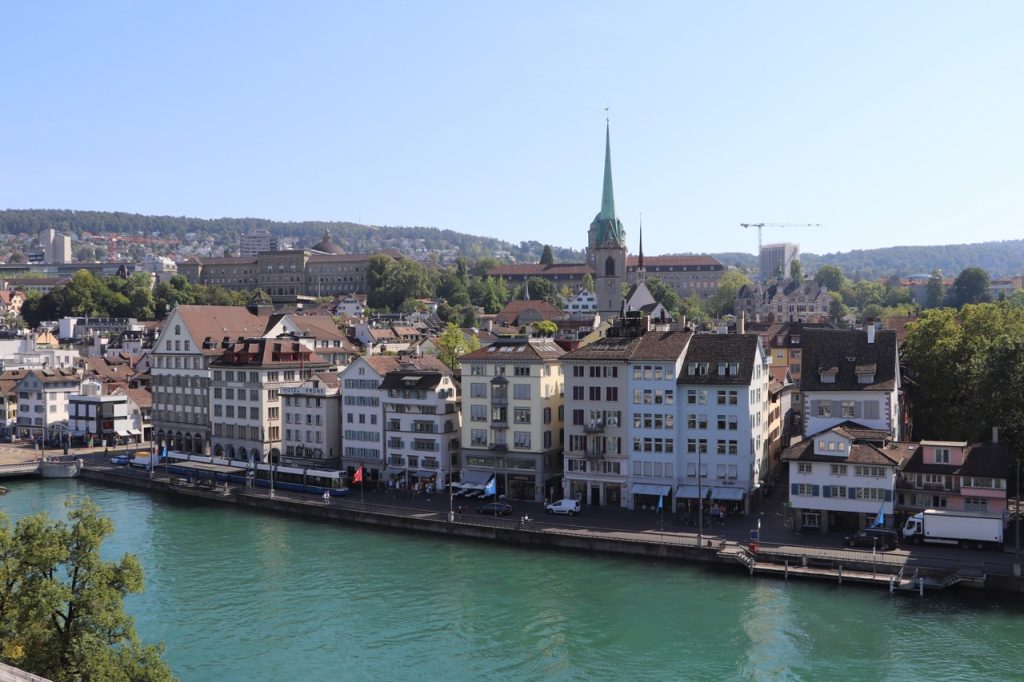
[1,209,1019,279]
[709,241,1024,280]
[0,209,584,264]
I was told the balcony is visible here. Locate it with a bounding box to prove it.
[490,397,508,407]
[489,442,508,452]
[583,420,605,434]
[583,448,604,461]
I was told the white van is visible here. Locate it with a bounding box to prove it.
[545,499,581,516]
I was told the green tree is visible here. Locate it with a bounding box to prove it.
[924,269,945,309]
[0,498,174,682]
[947,267,991,309]
[679,293,706,325]
[828,291,849,328]
[814,265,845,292]
[521,277,559,306]
[539,245,554,266]
[644,276,682,315]
[708,270,752,318]
[789,259,803,281]
[581,272,595,293]
[530,320,558,337]
[435,322,473,370]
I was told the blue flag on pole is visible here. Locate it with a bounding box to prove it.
[873,503,885,527]
[657,495,663,512]
[484,475,496,497]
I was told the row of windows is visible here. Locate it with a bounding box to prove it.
[686,414,739,430]
[567,459,621,474]
[796,463,888,477]
[794,484,887,500]
[470,383,533,400]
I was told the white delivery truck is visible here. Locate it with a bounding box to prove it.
[901,509,1004,549]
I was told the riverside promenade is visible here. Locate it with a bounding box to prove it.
[7,445,1021,594]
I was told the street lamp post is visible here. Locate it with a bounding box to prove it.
[697,445,704,547]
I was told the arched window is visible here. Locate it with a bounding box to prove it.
[605,256,616,277]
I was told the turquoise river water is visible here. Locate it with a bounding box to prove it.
[3,479,1024,681]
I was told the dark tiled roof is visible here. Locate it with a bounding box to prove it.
[677,334,761,386]
[380,370,445,391]
[800,328,898,392]
[462,338,566,363]
[626,255,722,268]
[781,438,905,467]
[961,441,1014,478]
[561,330,691,363]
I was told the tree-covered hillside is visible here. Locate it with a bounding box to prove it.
[2,209,1021,279]
[0,209,584,264]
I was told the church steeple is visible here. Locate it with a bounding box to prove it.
[599,122,616,224]
[637,215,646,283]
[591,118,628,320]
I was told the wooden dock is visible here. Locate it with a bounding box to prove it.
[717,542,972,592]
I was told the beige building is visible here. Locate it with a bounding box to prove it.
[209,338,328,463]
[459,337,566,502]
[151,305,271,454]
[177,250,372,302]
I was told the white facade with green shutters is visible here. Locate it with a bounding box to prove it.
[784,428,899,533]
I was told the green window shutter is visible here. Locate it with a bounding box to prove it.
[811,484,820,496]
[848,487,857,499]
[791,483,799,496]
[884,489,892,502]
[823,486,831,498]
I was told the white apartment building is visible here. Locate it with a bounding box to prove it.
[381,369,460,492]
[459,337,566,502]
[800,327,903,440]
[783,425,904,533]
[239,229,280,257]
[626,334,693,511]
[675,334,770,515]
[339,354,448,486]
[14,368,81,441]
[281,372,341,466]
[562,314,691,509]
[151,305,271,454]
[209,339,327,463]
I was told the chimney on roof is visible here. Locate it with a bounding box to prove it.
[867,322,876,345]
[739,312,746,335]
[993,426,999,444]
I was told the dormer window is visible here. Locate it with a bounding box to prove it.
[819,366,838,384]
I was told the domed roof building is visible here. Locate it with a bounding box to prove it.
[310,229,345,255]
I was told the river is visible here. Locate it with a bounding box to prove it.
[4,479,1023,681]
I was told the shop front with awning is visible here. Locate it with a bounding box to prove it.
[629,483,672,511]
[710,486,748,515]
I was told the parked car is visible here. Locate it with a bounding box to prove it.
[844,527,898,550]
[477,502,513,515]
[545,498,581,516]
[110,455,131,465]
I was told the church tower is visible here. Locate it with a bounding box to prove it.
[590,122,627,319]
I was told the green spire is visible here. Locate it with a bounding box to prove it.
[600,122,616,222]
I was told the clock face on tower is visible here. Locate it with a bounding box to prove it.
[605,279,615,289]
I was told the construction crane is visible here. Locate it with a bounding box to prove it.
[740,222,820,284]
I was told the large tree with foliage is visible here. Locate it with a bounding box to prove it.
[0,498,173,681]
[902,303,1024,441]
[946,267,991,309]
[366,254,435,311]
[924,269,945,309]
[814,264,845,292]
[707,269,752,318]
[644,276,682,315]
[435,322,479,370]
[539,245,554,266]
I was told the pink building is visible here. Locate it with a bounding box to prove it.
[896,432,1012,515]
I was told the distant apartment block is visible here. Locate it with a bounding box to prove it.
[760,243,799,281]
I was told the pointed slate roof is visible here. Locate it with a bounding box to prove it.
[591,123,625,248]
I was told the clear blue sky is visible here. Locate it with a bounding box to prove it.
[2,2,1021,257]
